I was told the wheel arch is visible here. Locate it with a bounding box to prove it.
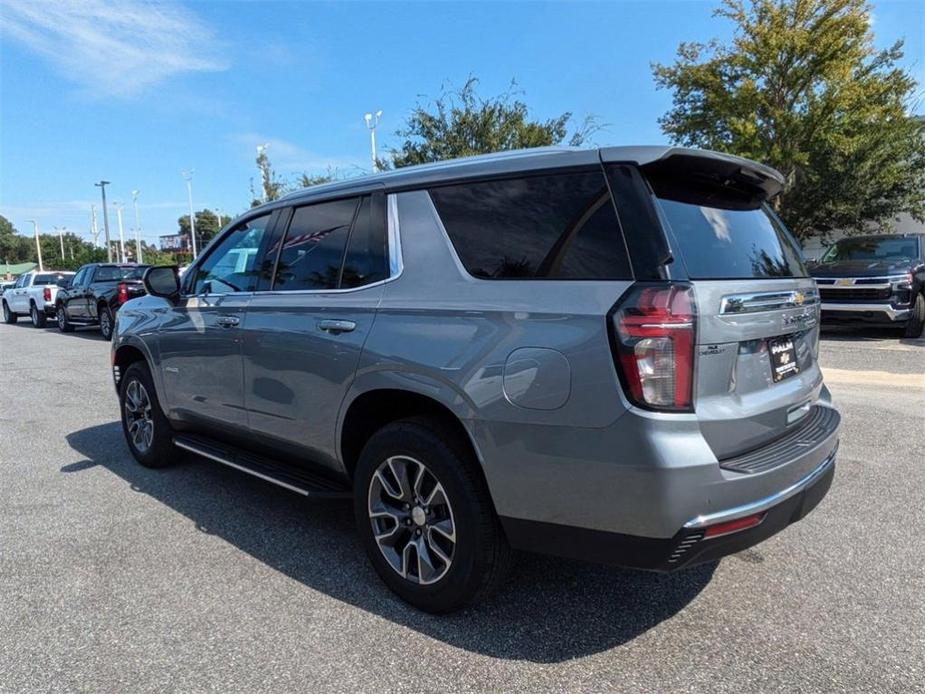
[113,338,162,396]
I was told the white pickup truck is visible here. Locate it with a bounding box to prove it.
[2,270,75,327]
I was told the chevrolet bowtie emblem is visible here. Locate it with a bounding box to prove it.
[792,291,805,306]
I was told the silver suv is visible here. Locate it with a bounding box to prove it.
[112,147,840,612]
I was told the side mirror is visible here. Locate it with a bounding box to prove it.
[56,278,72,288]
[143,265,180,301]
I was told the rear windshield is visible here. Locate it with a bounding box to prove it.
[652,186,806,280]
[95,265,149,281]
[820,237,919,262]
[34,273,72,285]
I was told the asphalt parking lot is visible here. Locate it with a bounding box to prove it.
[1,321,923,694]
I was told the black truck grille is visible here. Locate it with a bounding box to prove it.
[819,287,891,302]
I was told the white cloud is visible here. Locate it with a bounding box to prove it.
[232,133,368,176]
[0,0,227,97]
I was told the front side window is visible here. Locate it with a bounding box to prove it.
[820,237,920,263]
[71,268,88,287]
[192,215,271,294]
[274,198,359,291]
[428,171,631,280]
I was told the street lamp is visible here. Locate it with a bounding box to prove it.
[94,180,112,262]
[53,225,65,259]
[364,110,382,172]
[113,202,126,263]
[131,190,143,263]
[182,170,198,258]
[90,205,100,248]
[25,219,44,271]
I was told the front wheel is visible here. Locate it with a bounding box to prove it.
[119,362,175,468]
[2,301,16,324]
[903,293,925,339]
[30,303,47,328]
[99,304,115,341]
[56,305,74,332]
[354,418,513,613]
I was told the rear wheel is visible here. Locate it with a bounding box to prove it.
[99,304,114,341]
[2,301,15,324]
[119,362,175,468]
[56,304,74,332]
[903,293,925,339]
[354,418,513,613]
[30,302,47,328]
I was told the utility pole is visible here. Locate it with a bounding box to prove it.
[131,190,143,264]
[94,181,112,261]
[256,144,269,203]
[53,226,65,259]
[182,170,198,258]
[90,205,101,247]
[26,219,44,271]
[114,203,126,262]
[214,208,223,234]
[364,110,383,172]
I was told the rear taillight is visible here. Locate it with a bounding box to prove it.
[43,287,51,302]
[610,283,696,412]
[117,282,129,304]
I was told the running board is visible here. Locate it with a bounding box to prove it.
[173,434,351,499]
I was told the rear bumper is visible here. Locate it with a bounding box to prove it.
[501,446,836,571]
[821,302,912,322]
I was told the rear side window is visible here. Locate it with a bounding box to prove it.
[341,196,389,288]
[650,178,806,279]
[33,273,69,285]
[429,172,631,280]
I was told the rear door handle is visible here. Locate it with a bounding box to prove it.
[318,319,356,334]
[216,315,240,328]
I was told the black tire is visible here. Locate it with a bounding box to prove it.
[30,302,47,328]
[903,292,925,339]
[353,417,513,613]
[56,304,74,332]
[99,304,115,341]
[2,300,16,324]
[119,362,176,468]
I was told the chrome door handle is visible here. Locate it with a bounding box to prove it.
[216,315,240,328]
[318,319,356,334]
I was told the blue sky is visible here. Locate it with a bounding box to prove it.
[1,0,922,245]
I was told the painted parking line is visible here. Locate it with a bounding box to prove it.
[821,367,925,388]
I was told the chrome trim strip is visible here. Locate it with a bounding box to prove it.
[820,303,912,320]
[813,275,911,286]
[174,440,310,496]
[817,282,891,290]
[683,446,837,529]
[720,288,819,315]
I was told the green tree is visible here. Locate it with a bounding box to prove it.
[652,0,925,241]
[389,77,600,168]
[177,210,232,247]
[0,215,32,264]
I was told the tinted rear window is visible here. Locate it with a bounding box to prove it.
[429,171,631,280]
[33,273,71,285]
[651,183,805,280]
[95,265,149,281]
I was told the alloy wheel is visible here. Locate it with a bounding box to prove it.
[367,455,457,585]
[57,307,66,330]
[123,379,154,453]
[100,309,112,338]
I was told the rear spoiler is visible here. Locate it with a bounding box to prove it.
[600,147,785,204]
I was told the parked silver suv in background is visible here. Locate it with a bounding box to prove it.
[112,146,840,612]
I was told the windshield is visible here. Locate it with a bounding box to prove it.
[820,237,919,263]
[95,265,150,281]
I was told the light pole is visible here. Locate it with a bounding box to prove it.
[214,208,223,234]
[182,170,198,258]
[114,202,126,263]
[364,110,383,172]
[53,225,65,259]
[131,190,143,264]
[26,219,44,271]
[94,180,112,261]
[90,205,100,247]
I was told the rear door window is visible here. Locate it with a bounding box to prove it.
[429,171,631,280]
[650,178,806,279]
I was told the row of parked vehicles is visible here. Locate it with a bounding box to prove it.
[1,263,149,339]
[1,146,922,612]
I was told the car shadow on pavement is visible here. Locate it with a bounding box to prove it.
[66,422,716,663]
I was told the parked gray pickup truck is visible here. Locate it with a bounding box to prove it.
[111,146,840,612]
